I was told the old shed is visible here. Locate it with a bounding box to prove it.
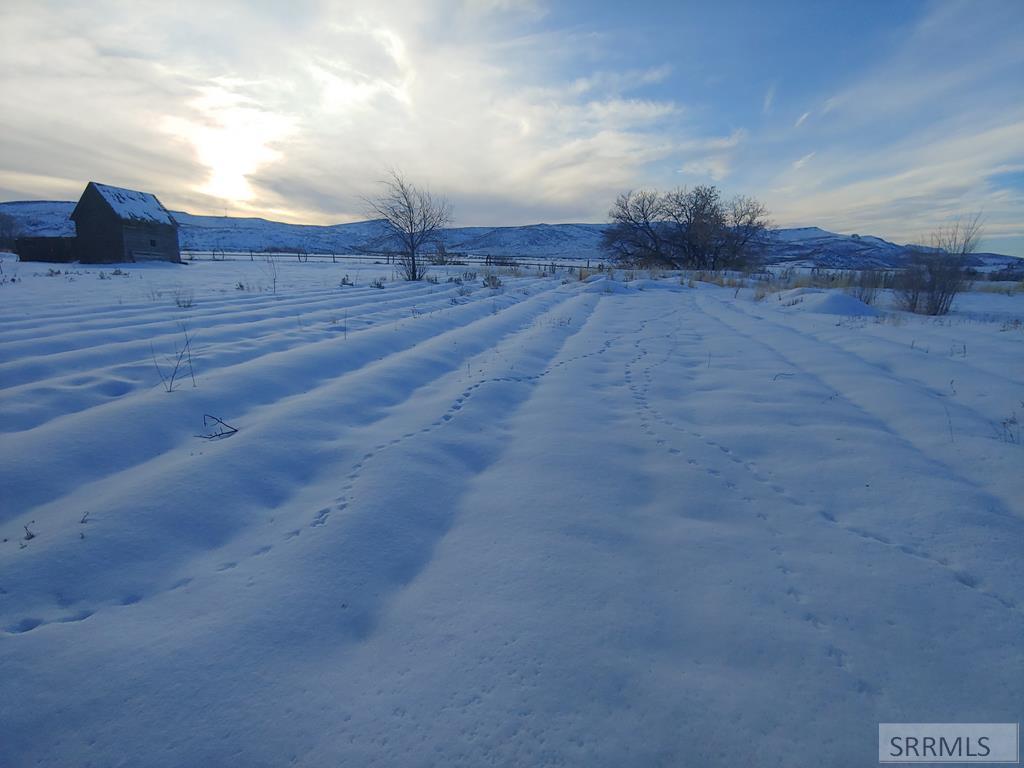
[70,182,181,263]
[14,236,77,263]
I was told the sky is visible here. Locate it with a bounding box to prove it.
[1,0,1022,255]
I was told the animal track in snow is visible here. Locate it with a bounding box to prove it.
[623,315,869,684]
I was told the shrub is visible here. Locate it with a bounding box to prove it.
[429,243,453,265]
[896,253,966,316]
[848,270,884,305]
[897,215,981,316]
[173,288,195,309]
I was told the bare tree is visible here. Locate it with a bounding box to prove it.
[367,171,452,281]
[663,185,727,269]
[601,185,770,270]
[600,190,669,266]
[897,214,981,316]
[896,262,925,314]
[722,195,772,270]
[933,213,983,259]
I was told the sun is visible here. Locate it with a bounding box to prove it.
[163,84,295,204]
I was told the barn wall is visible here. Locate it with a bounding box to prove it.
[123,222,181,262]
[73,186,125,263]
[15,237,77,263]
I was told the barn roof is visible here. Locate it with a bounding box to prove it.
[76,182,176,225]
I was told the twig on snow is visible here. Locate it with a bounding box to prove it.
[195,414,239,440]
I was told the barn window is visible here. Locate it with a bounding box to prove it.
[150,238,156,247]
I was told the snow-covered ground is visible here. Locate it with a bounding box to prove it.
[1,255,1022,767]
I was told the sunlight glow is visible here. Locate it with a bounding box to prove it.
[162,85,295,202]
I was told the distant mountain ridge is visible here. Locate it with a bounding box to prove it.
[1,199,1018,270]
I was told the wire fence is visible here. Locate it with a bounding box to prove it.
[180,249,606,272]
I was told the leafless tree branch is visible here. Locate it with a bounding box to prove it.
[366,170,452,281]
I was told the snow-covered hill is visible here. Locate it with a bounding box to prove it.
[1,199,1018,269]
[444,222,605,259]
[762,226,1014,270]
[0,200,76,237]
[169,210,396,255]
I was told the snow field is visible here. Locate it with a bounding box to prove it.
[0,255,1022,767]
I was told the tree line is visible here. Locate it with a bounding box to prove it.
[364,176,773,281]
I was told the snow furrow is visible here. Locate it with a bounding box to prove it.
[0,281,573,517]
[694,290,1024,611]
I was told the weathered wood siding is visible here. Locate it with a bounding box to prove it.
[15,236,77,263]
[123,221,180,262]
[72,185,125,263]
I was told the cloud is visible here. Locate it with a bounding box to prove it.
[678,157,731,181]
[765,116,1024,245]
[0,0,688,225]
[0,0,1020,254]
[675,129,747,183]
[161,85,298,201]
[677,129,747,153]
[569,65,673,97]
[746,2,1024,253]
[791,152,815,170]
[461,0,547,18]
[816,2,1023,125]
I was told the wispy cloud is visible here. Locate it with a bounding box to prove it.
[569,65,673,97]
[678,157,732,182]
[749,2,1024,252]
[676,129,747,182]
[762,83,776,114]
[819,5,1023,125]
[791,152,815,170]
[677,129,747,153]
[766,115,1024,245]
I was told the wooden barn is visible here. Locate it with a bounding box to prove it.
[70,182,181,263]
